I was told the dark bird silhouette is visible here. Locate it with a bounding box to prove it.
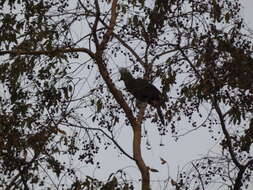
[119,68,166,124]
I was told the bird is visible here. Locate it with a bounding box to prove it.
[119,68,166,124]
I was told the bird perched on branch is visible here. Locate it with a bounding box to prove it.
[119,68,166,125]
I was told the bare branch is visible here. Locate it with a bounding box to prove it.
[99,0,117,51]
[97,15,147,68]
[68,123,136,161]
[212,100,242,169]
[192,162,205,190]
[0,47,96,59]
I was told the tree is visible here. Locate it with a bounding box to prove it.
[0,0,252,189]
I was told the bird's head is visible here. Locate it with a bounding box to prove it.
[119,68,133,81]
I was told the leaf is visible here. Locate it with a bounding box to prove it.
[96,99,103,113]
[68,85,73,92]
[62,87,69,99]
[171,179,178,186]
[23,149,28,159]
[212,0,221,22]
[92,115,96,122]
[225,12,230,23]
[150,168,159,173]
[160,157,167,165]
[133,15,139,26]
[101,177,118,190]
[57,128,66,135]
[146,140,150,147]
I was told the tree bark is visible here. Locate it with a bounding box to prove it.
[133,126,150,190]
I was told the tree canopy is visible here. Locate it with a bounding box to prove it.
[0,0,252,189]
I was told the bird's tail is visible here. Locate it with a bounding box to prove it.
[156,106,164,125]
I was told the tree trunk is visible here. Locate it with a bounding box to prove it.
[133,126,150,190]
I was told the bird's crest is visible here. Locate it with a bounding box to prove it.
[119,67,133,81]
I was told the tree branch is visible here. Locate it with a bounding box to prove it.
[0,47,96,59]
[68,123,135,161]
[179,45,249,190]
[96,15,147,68]
[233,166,245,190]
[179,46,242,169]
[99,0,117,51]
[212,99,242,169]
[233,155,253,189]
[192,162,205,190]
[113,32,147,68]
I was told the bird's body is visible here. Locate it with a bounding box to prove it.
[119,68,166,124]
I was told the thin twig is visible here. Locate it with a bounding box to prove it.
[68,123,136,161]
[192,162,205,190]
